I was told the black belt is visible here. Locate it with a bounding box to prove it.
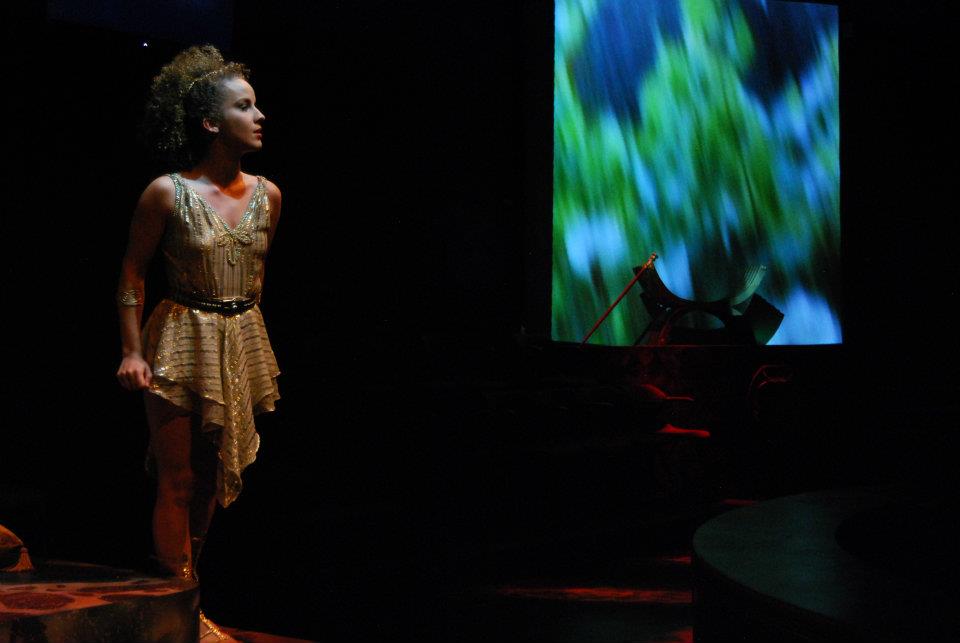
[170,294,257,316]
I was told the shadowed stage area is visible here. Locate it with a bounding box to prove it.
[694,486,960,642]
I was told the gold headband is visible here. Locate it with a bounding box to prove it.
[184,66,226,96]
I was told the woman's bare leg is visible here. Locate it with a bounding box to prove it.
[189,427,220,578]
[146,392,222,579]
[145,392,195,577]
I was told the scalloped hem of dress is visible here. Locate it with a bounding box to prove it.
[145,376,281,429]
[143,378,280,507]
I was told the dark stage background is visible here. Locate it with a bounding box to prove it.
[3,1,958,640]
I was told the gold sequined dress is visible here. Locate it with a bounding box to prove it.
[141,172,280,507]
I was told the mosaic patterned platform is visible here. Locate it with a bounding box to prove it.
[1,560,198,643]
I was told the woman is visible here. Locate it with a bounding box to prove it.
[116,45,281,641]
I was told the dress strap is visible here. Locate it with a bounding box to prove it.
[253,176,268,223]
[167,173,184,215]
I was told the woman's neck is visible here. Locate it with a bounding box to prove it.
[185,146,245,191]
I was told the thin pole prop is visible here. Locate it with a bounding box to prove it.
[579,252,658,347]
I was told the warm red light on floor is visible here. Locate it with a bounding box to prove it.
[662,554,692,565]
[496,586,692,604]
[657,424,711,439]
[660,628,693,643]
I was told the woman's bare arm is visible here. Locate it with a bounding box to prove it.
[116,176,174,391]
[257,179,282,302]
[265,179,282,248]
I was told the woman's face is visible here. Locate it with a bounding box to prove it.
[209,77,266,153]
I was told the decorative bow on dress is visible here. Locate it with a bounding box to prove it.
[216,227,254,266]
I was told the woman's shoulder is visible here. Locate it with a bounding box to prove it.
[144,174,178,197]
[136,175,178,212]
[249,173,281,208]
[264,178,281,202]
[246,172,280,193]
[251,175,281,225]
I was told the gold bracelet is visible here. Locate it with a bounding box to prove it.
[117,289,143,306]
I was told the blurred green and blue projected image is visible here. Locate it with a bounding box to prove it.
[553,0,840,345]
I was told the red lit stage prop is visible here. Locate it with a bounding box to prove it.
[1,561,198,642]
[580,253,783,346]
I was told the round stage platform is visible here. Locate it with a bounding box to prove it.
[693,486,958,642]
[1,560,198,643]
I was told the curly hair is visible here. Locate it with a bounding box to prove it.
[140,45,251,170]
